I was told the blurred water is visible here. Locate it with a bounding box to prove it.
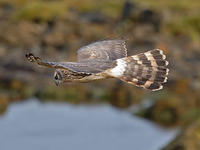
[0,98,178,150]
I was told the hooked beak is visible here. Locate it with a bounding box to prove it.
[55,81,59,86]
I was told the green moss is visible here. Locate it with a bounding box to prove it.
[183,108,200,123]
[131,0,200,12]
[21,85,36,98]
[69,0,97,13]
[14,1,67,21]
[154,108,177,125]
[38,86,88,103]
[135,105,178,125]
[166,14,200,41]
[99,1,123,19]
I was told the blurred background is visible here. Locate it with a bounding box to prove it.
[0,0,200,149]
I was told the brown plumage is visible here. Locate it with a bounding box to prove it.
[26,38,169,91]
[112,49,169,91]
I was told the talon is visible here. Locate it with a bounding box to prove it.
[29,53,34,57]
[26,53,36,62]
[28,56,34,62]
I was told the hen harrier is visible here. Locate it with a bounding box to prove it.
[26,38,169,91]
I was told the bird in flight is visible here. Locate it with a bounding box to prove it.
[26,38,169,91]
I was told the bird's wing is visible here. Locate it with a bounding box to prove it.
[77,38,127,62]
[26,53,69,70]
[26,53,116,74]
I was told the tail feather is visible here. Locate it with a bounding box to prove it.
[108,49,169,91]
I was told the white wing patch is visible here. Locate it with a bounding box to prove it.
[107,59,126,77]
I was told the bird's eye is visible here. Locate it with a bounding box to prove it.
[55,74,59,80]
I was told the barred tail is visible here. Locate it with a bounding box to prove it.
[108,49,169,91]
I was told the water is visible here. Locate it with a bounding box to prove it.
[0,98,178,150]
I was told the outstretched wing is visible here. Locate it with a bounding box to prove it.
[26,53,67,69]
[77,38,127,62]
[25,53,116,74]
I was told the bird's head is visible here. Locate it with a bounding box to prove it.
[54,69,63,86]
